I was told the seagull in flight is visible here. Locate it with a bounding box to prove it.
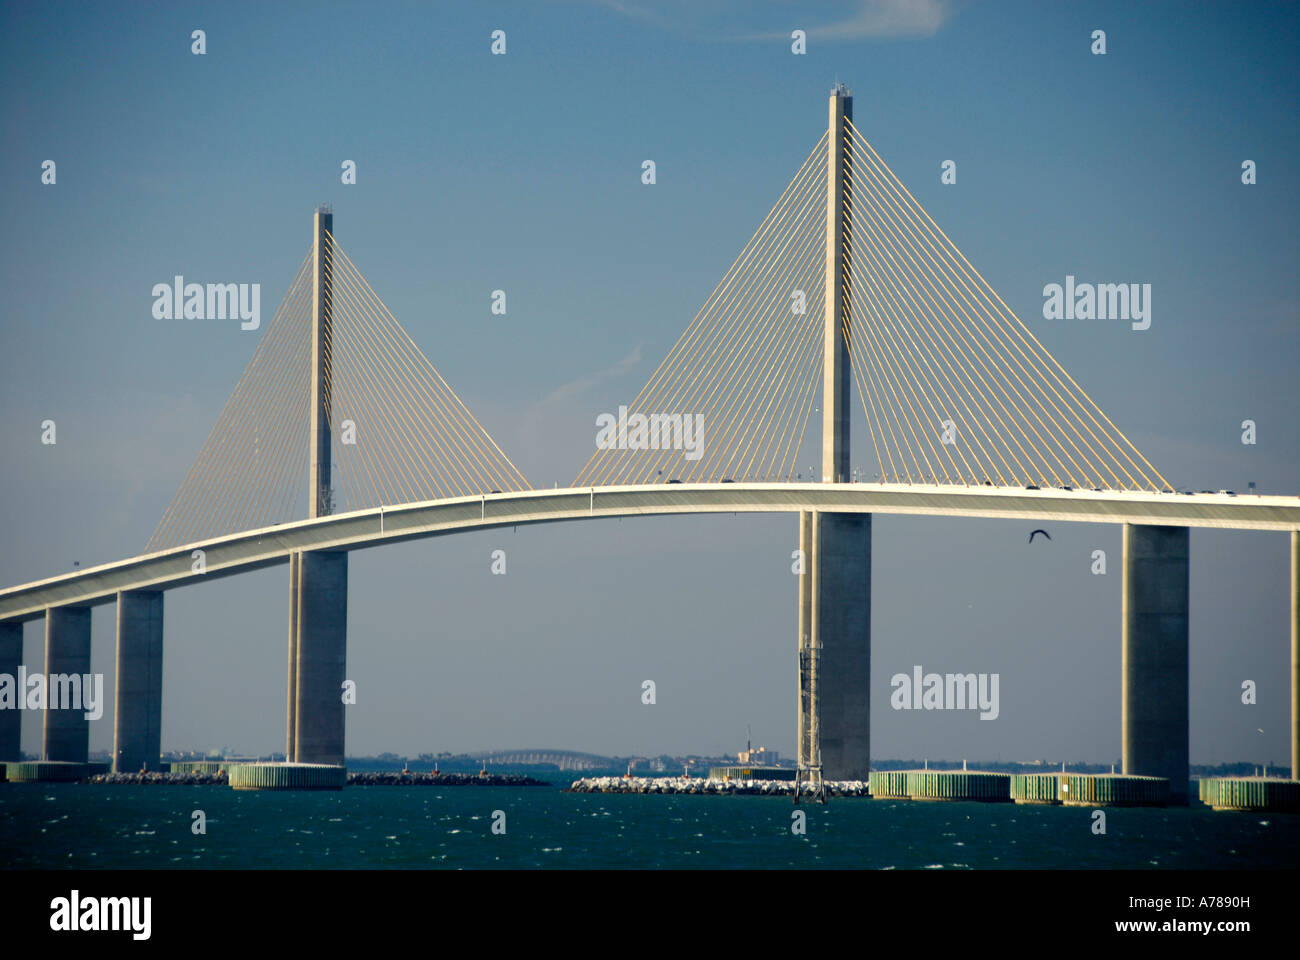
[1028,529,1051,543]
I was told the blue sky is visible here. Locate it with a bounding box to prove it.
[1,0,1297,765]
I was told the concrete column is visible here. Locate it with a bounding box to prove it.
[796,511,813,769]
[1291,529,1298,780]
[822,85,852,484]
[1122,524,1189,803]
[42,607,92,763]
[310,205,334,519]
[0,622,21,760]
[286,551,300,762]
[798,511,871,780]
[293,550,347,766]
[113,591,163,773]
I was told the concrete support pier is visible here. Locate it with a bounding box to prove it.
[292,550,347,766]
[797,512,814,772]
[0,621,20,759]
[1291,529,1298,781]
[799,511,871,781]
[1122,524,1190,803]
[113,590,163,773]
[286,551,300,762]
[42,607,92,763]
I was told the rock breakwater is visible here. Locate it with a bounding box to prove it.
[566,776,871,796]
[347,772,549,786]
[87,771,227,785]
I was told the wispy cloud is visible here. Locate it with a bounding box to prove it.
[538,344,644,406]
[511,345,645,484]
[736,0,954,42]
[574,0,953,41]
[575,0,671,28]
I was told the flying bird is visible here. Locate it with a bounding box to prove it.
[1028,529,1051,543]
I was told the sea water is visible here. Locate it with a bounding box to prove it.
[2,781,1296,869]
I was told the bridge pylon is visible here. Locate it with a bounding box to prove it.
[798,85,872,788]
[285,206,348,767]
[310,204,334,519]
[823,84,851,484]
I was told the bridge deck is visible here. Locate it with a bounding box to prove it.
[2,482,1297,622]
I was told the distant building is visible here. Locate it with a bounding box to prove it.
[736,726,779,766]
[738,746,778,765]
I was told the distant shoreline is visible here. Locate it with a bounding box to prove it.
[78,771,551,787]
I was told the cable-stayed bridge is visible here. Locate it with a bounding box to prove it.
[2,87,1296,800]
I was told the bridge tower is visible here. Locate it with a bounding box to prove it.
[822,85,851,485]
[798,85,872,786]
[310,203,334,520]
[285,206,348,766]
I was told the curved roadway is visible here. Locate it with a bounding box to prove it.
[2,481,1297,622]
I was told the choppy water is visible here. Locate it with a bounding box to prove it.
[1,782,1296,869]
